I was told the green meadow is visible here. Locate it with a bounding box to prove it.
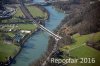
[61,32,100,66]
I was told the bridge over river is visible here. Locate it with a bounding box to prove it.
[19,0,62,40]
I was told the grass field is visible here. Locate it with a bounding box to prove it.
[60,33,90,51]
[0,33,20,62]
[0,43,20,62]
[27,6,47,19]
[89,32,100,42]
[1,24,37,31]
[14,7,24,17]
[60,32,100,66]
[17,24,37,30]
[68,45,100,66]
[7,32,15,38]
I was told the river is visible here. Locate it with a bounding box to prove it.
[11,0,65,66]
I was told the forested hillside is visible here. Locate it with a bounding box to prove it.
[46,0,100,66]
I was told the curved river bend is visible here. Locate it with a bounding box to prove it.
[11,0,65,66]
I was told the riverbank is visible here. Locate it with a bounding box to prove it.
[47,0,100,66]
[31,4,50,20]
[30,5,67,66]
[26,5,49,20]
[11,28,39,65]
